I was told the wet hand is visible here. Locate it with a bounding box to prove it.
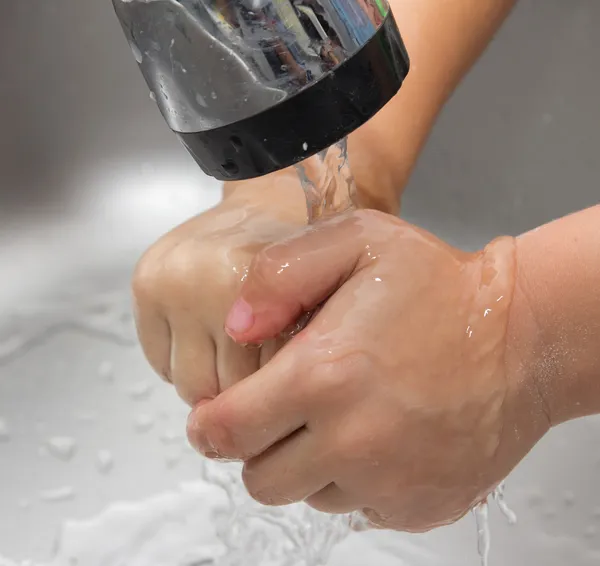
[186,210,550,532]
[131,172,306,406]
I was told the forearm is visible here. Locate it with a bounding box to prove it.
[508,205,600,425]
[351,0,517,211]
[225,0,517,214]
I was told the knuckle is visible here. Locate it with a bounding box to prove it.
[133,240,212,307]
[132,248,164,304]
[307,360,349,396]
[307,352,368,399]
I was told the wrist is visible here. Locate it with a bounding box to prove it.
[222,169,308,226]
[509,212,600,427]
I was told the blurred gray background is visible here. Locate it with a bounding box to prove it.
[0,0,598,564]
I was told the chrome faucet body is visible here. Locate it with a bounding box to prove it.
[113,0,409,180]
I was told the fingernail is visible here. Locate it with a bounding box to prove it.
[226,298,255,335]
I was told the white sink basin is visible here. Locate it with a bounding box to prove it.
[0,0,599,564]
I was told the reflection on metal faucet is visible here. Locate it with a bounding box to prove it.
[113,0,391,133]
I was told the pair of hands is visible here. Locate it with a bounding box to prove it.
[133,177,549,532]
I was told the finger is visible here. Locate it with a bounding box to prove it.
[187,349,306,460]
[170,322,218,406]
[224,213,367,344]
[242,428,331,506]
[133,301,172,383]
[305,483,362,514]
[215,330,261,391]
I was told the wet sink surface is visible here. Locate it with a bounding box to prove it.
[1,0,599,564]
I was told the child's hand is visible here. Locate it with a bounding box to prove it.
[187,210,550,532]
[132,172,306,406]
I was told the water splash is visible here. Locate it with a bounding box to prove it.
[473,501,490,566]
[473,482,517,566]
[493,481,517,525]
[3,462,361,566]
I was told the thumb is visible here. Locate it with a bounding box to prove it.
[225,213,365,344]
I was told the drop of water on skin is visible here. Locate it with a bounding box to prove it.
[0,418,10,442]
[127,380,153,401]
[98,361,114,382]
[133,414,155,433]
[96,450,115,475]
[39,486,76,502]
[46,437,77,461]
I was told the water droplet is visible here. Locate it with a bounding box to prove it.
[130,42,143,64]
[40,486,76,502]
[302,142,308,152]
[133,414,154,433]
[165,448,182,469]
[149,91,156,102]
[194,93,207,107]
[211,91,217,100]
[96,450,114,475]
[127,380,153,401]
[0,418,10,442]
[98,361,114,382]
[46,436,77,461]
[160,430,184,444]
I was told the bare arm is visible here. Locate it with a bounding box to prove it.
[225,0,517,214]
[509,204,600,426]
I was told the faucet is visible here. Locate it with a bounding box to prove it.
[112,0,409,181]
